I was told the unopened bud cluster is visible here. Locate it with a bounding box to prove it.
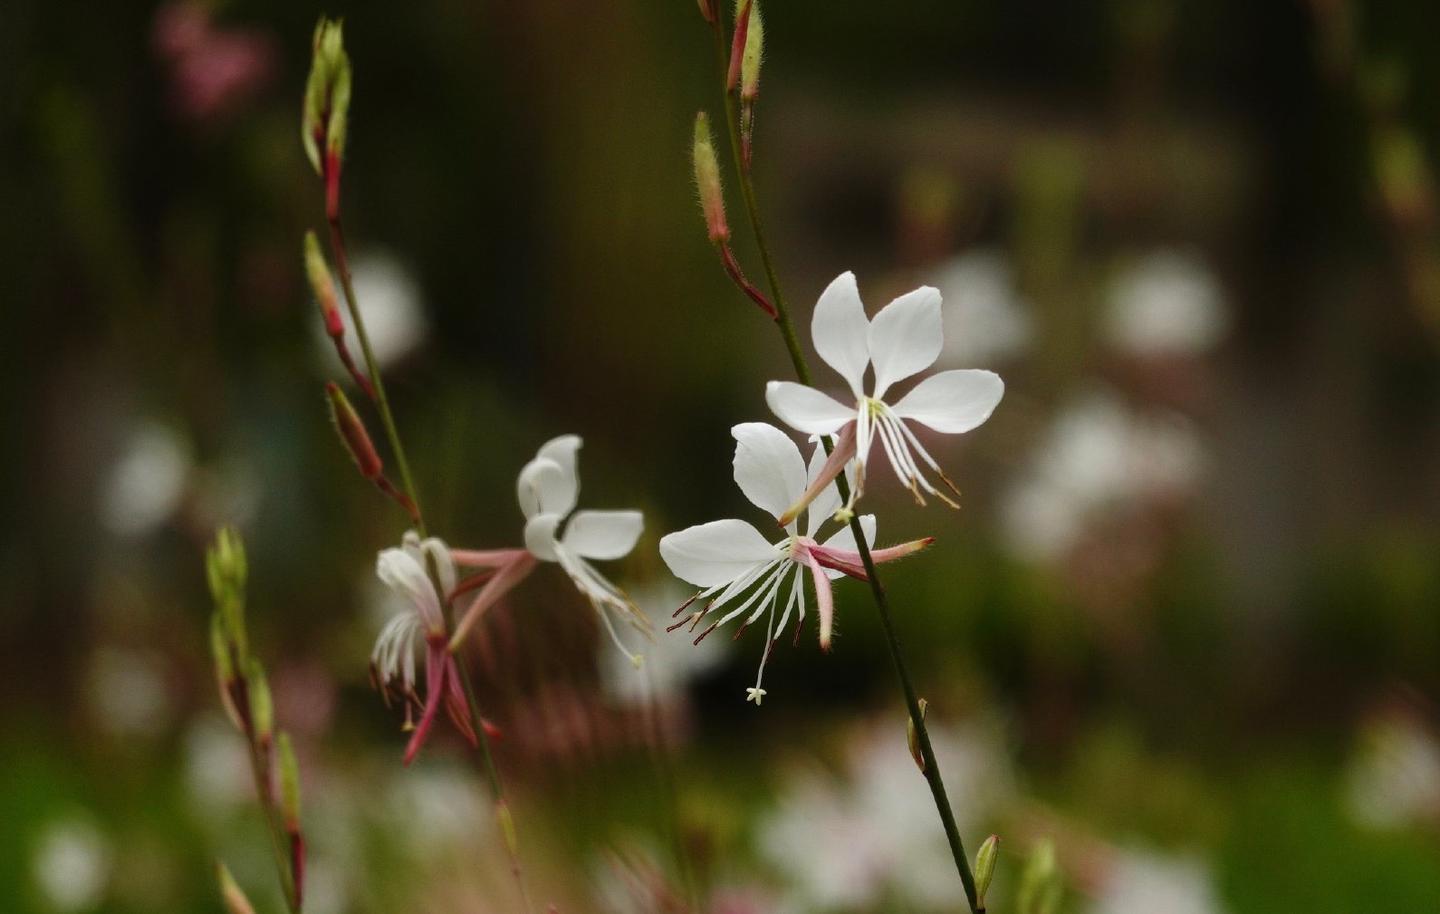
[207,528,305,912]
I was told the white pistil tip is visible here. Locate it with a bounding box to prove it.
[745,687,767,705]
[631,653,645,670]
[832,507,855,524]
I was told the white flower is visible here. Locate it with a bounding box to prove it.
[101,420,191,537]
[660,423,930,703]
[1104,248,1227,358]
[765,271,1004,520]
[1090,850,1227,914]
[316,249,429,370]
[446,435,649,666]
[372,531,479,764]
[32,814,112,912]
[933,248,1033,365]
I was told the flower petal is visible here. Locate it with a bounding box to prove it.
[811,271,871,397]
[868,285,942,397]
[376,548,443,631]
[803,433,857,535]
[523,513,562,561]
[889,368,1004,433]
[516,435,582,519]
[732,422,808,520]
[562,509,644,560]
[659,519,779,587]
[766,381,855,436]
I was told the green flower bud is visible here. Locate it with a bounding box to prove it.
[692,112,729,242]
[325,383,383,481]
[246,659,273,745]
[305,231,343,339]
[206,527,248,656]
[974,834,1000,908]
[738,0,763,101]
[1018,839,1062,914]
[302,17,352,175]
[907,697,928,772]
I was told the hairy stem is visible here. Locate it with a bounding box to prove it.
[707,13,981,912]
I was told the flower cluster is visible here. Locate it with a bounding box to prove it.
[370,436,647,762]
[660,273,1004,703]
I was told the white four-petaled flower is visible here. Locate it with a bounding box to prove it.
[765,271,1005,522]
[660,423,930,704]
[446,436,650,665]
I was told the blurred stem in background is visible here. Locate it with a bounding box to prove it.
[703,4,982,910]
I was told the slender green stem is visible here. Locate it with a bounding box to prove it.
[325,218,426,538]
[707,14,980,912]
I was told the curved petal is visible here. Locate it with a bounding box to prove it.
[803,435,858,535]
[818,514,877,579]
[732,422,807,519]
[376,548,443,631]
[868,285,942,398]
[517,435,581,518]
[766,381,855,436]
[523,513,562,562]
[659,519,779,587]
[889,369,1004,434]
[403,532,456,604]
[562,509,644,560]
[811,271,871,397]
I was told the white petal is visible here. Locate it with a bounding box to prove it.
[889,369,1004,434]
[516,435,581,519]
[562,509,644,560]
[868,285,942,398]
[732,422,807,519]
[376,548,443,629]
[659,519,780,587]
[523,513,562,562]
[766,381,855,436]
[811,271,871,397]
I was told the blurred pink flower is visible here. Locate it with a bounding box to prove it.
[152,3,275,123]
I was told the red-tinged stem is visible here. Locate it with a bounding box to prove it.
[718,243,777,317]
[704,10,981,911]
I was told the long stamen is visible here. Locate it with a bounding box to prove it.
[891,412,962,504]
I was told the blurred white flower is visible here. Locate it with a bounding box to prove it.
[87,647,173,738]
[932,248,1033,364]
[100,421,191,537]
[383,763,491,857]
[1345,711,1440,830]
[1090,850,1226,914]
[1001,390,1205,562]
[1104,249,1227,358]
[32,814,112,912]
[601,581,728,707]
[313,249,428,372]
[759,717,1012,911]
[182,714,253,816]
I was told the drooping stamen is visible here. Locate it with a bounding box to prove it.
[403,638,451,765]
[778,422,857,528]
[450,548,531,569]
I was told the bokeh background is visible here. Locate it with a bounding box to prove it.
[5,0,1440,911]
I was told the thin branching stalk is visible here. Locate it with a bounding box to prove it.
[705,12,982,911]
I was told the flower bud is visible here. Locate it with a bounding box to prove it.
[302,18,351,176]
[496,799,520,856]
[277,731,302,830]
[246,659,273,745]
[974,834,1000,908]
[325,382,383,481]
[726,0,754,90]
[907,697,928,772]
[216,863,257,914]
[692,112,729,243]
[304,231,343,339]
[738,0,763,101]
[206,527,248,655]
[1018,839,1061,914]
